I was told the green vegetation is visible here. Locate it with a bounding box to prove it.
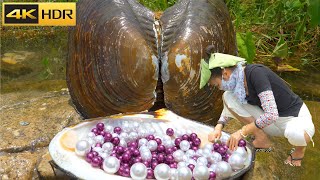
[139,0,319,70]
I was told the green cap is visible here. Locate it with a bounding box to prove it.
[199,53,245,89]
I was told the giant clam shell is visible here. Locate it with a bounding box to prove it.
[67,0,237,124]
[49,110,255,179]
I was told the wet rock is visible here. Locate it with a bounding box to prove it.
[0,151,41,180]
[0,90,82,153]
[37,151,55,179]
[1,51,35,78]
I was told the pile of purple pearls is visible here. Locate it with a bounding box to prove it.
[80,122,247,179]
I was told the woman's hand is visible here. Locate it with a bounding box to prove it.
[208,124,223,142]
[227,130,242,151]
[208,129,222,142]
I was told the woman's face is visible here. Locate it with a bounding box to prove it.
[208,68,233,90]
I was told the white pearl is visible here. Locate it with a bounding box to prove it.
[163,135,172,141]
[163,139,173,148]
[87,138,95,147]
[215,161,232,178]
[130,163,147,180]
[138,138,148,147]
[209,163,217,172]
[103,156,120,174]
[185,149,196,157]
[197,156,208,166]
[140,150,152,161]
[147,140,158,151]
[196,149,204,156]
[173,150,185,162]
[139,145,149,152]
[175,130,183,137]
[169,168,178,180]
[122,121,131,132]
[179,140,190,151]
[100,152,109,159]
[75,140,91,156]
[87,132,95,138]
[105,125,113,132]
[208,152,222,164]
[102,142,114,152]
[177,166,192,179]
[133,122,140,129]
[193,165,210,180]
[93,147,103,153]
[220,135,229,144]
[228,152,245,170]
[187,159,197,166]
[177,161,187,168]
[120,132,129,140]
[94,135,105,144]
[119,139,127,147]
[186,129,193,135]
[112,133,119,138]
[234,147,248,160]
[129,132,139,141]
[154,163,170,180]
[202,148,212,158]
[204,143,213,151]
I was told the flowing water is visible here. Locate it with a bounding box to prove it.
[1,28,319,179]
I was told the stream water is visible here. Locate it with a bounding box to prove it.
[1,27,319,179]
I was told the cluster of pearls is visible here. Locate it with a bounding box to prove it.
[75,121,248,179]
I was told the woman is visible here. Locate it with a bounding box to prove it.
[200,46,315,167]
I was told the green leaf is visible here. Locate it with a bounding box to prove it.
[294,16,306,42]
[236,32,256,64]
[272,36,288,58]
[308,0,320,27]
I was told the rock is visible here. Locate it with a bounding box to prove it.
[1,51,35,78]
[0,90,82,153]
[37,151,55,179]
[0,151,42,180]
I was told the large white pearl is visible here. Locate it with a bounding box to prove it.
[119,139,127,147]
[208,152,222,164]
[154,163,170,180]
[169,168,178,180]
[209,163,217,172]
[204,143,213,151]
[130,163,147,180]
[100,152,109,159]
[94,135,105,144]
[177,162,187,168]
[220,135,229,144]
[187,159,197,166]
[193,165,210,180]
[138,138,148,147]
[202,148,212,158]
[196,149,204,156]
[163,135,172,141]
[179,140,190,151]
[139,145,149,152]
[234,147,247,160]
[75,140,91,156]
[163,139,173,148]
[177,166,192,180]
[87,132,95,139]
[228,152,245,170]
[147,140,158,151]
[93,147,103,153]
[120,132,129,140]
[103,156,120,174]
[173,150,184,162]
[102,142,114,152]
[197,156,208,166]
[215,161,232,178]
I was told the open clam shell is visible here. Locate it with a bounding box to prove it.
[49,110,255,179]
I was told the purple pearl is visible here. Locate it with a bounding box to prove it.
[143,160,151,168]
[116,146,124,155]
[104,132,113,142]
[110,153,117,157]
[166,155,174,164]
[223,153,231,161]
[99,131,106,136]
[182,134,189,141]
[95,143,102,148]
[91,156,101,167]
[112,137,120,146]
[238,139,247,147]
[129,141,138,148]
[218,147,227,155]
[114,127,122,134]
[133,157,142,163]
[133,149,140,157]
[209,171,216,179]
[193,138,201,146]
[86,152,94,162]
[172,146,178,151]
[157,145,165,153]
[96,122,104,131]
[213,142,220,151]
[147,169,154,179]
[151,161,159,169]
[191,146,198,151]
[192,156,198,161]
[165,147,173,154]
[174,138,182,146]
[128,146,136,153]
[155,138,162,145]
[121,167,130,177]
[190,133,198,140]
[92,151,98,157]
[157,153,165,163]
[170,163,177,168]
[223,144,229,150]
[152,153,158,159]
[147,135,155,141]
[166,128,174,136]
[91,128,98,134]
[188,164,195,171]
[122,153,131,163]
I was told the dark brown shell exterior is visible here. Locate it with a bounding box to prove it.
[67,0,237,124]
